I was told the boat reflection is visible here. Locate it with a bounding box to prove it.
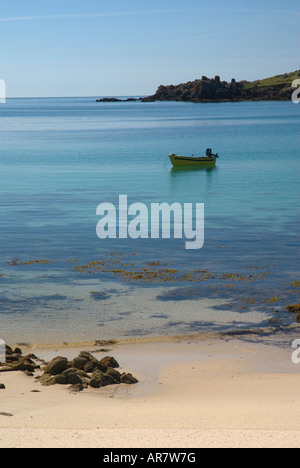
[170,165,217,175]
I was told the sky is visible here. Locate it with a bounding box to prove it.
[0,0,299,97]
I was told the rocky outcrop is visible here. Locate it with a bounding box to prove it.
[96,97,139,102]
[96,71,299,104]
[0,345,138,393]
[141,74,296,102]
[0,345,41,375]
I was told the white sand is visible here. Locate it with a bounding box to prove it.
[0,337,299,448]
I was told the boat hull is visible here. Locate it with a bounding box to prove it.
[169,154,217,167]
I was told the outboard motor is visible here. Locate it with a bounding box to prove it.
[206,148,212,157]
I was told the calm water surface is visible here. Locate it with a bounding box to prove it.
[0,98,299,343]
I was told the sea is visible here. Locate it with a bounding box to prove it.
[0,97,299,345]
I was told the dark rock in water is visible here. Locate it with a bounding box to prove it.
[43,356,69,375]
[96,97,122,102]
[96,97,140,103]
[100,356,119,369]
[285,304,300,313]
[120,373,139,384]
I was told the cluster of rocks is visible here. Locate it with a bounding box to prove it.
[142,76,242,102]
[0,346,138,393]
[96,97,139,103]
[0,345,40,375]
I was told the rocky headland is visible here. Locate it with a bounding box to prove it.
[96,70,300,103]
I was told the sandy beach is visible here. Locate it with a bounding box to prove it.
[0,333,299,448]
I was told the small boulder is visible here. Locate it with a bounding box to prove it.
[43,356,69,375]
[105,367,121,383]
[120,373,139,385]
[72,356,88,370]
[83,360,96,373]
[66,372,82,385]
[38,374,57,386]
[5,345,13,356]
[100,356,119,369]
[103,374,117,385]
[54,374,67,385]
[90,369,109,388]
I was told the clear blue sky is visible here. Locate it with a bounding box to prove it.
[0,0,299,97]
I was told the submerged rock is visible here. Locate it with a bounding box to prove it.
[285,304,300,313]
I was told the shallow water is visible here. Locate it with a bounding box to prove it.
[0,98,299,344]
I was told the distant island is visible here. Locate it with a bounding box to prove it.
[96,70,300,103]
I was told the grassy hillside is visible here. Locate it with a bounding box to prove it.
[243,70,300,89]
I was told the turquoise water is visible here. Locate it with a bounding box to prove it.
[0,98,299,344]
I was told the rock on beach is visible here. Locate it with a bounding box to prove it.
[0,345,138,393]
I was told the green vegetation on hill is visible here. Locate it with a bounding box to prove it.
[243,71,300,90]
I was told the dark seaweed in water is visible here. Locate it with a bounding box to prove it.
[90,292,111,301]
